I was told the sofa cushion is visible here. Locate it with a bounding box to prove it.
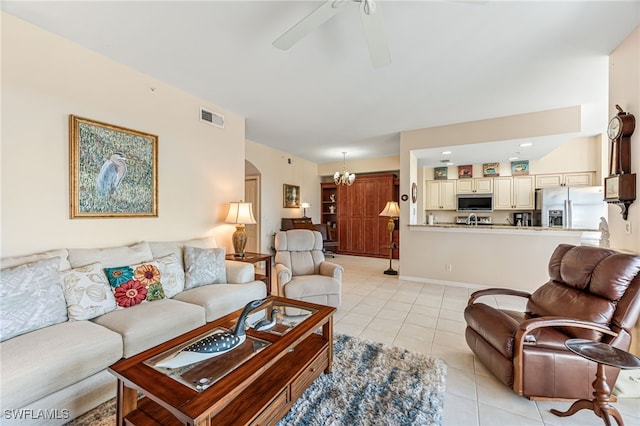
[282,274,341,301]
[184,247,226,289]
[0,320,123,410]
[104,261,166,309]
[0,258,68,342]
[67,241,153,268]
[92,299,205,357]
[0,248,72,271]
[173,282,267,322]
[61,262,117,321]
[148,235,218,270]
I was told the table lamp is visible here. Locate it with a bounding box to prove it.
[301,202,311,218]
[379,201,400,275]
[224,201,256,257]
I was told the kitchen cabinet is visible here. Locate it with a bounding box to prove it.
[336,173,397,258]
[426,180,457,210]
[456,177,493,194]
[494,176,535,210]
[535,172,594,188]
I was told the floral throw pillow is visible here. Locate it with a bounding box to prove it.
[104,261,165,309]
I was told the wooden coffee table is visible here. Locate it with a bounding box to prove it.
[109,296,334,425]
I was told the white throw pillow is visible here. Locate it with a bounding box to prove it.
[155,253,185,298]
[184,247,226,289]
[0,257,68,342]
[61,262,117,321]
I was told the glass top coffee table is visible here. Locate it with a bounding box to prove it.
[109,296,335,426]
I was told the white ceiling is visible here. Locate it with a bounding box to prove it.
[2,1,639,167]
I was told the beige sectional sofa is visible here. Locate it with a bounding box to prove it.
[0,236,266,425]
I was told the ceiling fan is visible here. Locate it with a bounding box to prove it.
[273,0,391,69]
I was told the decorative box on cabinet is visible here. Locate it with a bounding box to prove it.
[456,177,493,194]
[493,176,534,210]
[426,180,456,210]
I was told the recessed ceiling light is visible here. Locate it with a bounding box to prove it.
[446,162,454,166]
[441,151,452,155]
[508,156,519,161]
[519,143,532,147]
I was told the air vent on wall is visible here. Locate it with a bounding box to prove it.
[200,107,225,128]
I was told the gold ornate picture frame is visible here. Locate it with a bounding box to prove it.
[283,184,300,208]
[69,115,158,218]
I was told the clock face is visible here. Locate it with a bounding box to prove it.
[608,116,622,139]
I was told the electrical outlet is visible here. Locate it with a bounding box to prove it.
[446,264,453,272]
[625,222,632,235]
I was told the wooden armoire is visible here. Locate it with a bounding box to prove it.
[334,173,398,259]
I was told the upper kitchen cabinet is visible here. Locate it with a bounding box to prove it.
[426,180,457,210]
[535,172,595,188]
[456,177,493,194]
[494,176,535,210]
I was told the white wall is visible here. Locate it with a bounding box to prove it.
[245,140,320,254]
[317,155,399,177]
[609,26,639,254]
[1,13,246,256]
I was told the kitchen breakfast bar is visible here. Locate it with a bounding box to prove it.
[400,224,601,293]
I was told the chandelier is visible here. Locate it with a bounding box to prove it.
[334,152,356,186]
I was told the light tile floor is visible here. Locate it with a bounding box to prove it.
[326,255,640,426]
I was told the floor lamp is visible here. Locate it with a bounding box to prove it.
[379,201,400,275]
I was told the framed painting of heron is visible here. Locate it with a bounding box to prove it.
[69,115,158,218]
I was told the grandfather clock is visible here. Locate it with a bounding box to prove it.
[604,105,636,220]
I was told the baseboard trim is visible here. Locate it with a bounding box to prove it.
[399,275,486,290]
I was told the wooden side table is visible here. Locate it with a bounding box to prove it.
[550,338,640,426]
[226,252,273,295]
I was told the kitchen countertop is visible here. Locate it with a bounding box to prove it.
[409,223,600,233]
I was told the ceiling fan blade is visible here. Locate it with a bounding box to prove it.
[273,0,347,50]
[359,0,391,68]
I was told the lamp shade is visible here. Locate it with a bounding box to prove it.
[379,201,400,217]
[225,202,256,225]
[301,202,311,209]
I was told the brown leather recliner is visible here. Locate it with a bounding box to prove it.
[464,244,640,400]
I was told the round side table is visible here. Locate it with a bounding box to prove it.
[550,338,640,426]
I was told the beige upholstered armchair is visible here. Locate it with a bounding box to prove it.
[274,229,343,307]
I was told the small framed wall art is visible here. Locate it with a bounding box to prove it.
[511,160,529,176]
[69,115,158,218]
[283,184,301,208]
[458,165,472,179]
[434,167,448,180]
[483,163,499,177]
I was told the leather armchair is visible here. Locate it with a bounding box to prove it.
[313,223,339,258]
[464,244,640,400]
[274,229,343,308]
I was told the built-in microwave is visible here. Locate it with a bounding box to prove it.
[456,194,493,212]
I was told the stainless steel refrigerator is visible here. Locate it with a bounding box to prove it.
[534,186,606,229]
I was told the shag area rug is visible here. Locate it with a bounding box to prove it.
[67,334,447,426]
